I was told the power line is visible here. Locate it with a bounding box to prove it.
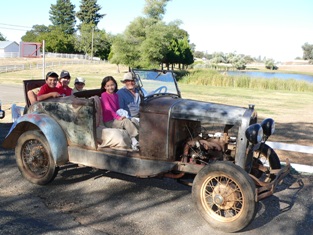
[0,26,28,31]
[0,23,32,29]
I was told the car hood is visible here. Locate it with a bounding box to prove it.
[170,99,256,125]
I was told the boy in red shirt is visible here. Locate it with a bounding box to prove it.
[37,71,62,101]
[57,70,72,96]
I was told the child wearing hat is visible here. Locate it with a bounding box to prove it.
[72,77,86,94]
[37,71,62,101]
[57,70,72,96]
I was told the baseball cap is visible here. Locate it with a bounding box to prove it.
[75,77,85,84]
[60,70,71,78]
[46,71,58,80]
[121,72,136,83]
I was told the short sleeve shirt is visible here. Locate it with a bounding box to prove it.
[37,84,61,97]
[56,83,72,96]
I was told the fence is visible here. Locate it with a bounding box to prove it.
[0,52,19,58]
[45,52,101,60]
[0,53,106,73]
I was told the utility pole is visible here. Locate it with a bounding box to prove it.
[42,40,45,78]
[91,27,94,60]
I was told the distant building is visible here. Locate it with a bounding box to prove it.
[19,42,41,57]
[0,41,19,58]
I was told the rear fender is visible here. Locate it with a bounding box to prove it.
[2,113,68,165]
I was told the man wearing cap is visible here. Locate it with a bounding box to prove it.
[72,77,86,94]
[117,72,141,118]
[37,71,62,101]
[57,70,72,96]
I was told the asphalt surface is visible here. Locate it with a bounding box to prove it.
[0,84,313,234]
[0,122,313,235]
[0,84,24,104]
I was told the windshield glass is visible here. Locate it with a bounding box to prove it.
[133,70,180,98]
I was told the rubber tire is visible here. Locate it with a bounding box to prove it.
[15,130,58,185]
[251,143,281,181]
[192,162,257,233]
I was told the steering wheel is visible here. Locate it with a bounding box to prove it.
[154,86,168,94]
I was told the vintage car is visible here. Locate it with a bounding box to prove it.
[2,69,290,233]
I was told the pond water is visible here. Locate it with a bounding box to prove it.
[227,71,313,83]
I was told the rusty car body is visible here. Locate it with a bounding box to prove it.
[2,69,290,233]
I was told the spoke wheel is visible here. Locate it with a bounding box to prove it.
[250,143,281,182]
[15,130,58,185]
[192,162,256,233]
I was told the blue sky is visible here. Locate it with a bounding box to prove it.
[0,0,312,61]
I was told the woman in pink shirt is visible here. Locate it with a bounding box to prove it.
[100,76,139,150]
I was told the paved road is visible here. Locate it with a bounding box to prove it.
[0,84,25,105]
[0,123,312,235]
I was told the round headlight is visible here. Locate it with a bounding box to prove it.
[245,124,263,144]
[261,118,275,136]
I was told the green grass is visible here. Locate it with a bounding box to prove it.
[178,69,313,92]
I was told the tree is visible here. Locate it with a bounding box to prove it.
[265,58,278,70]
[143,0,171,21]
[41,27,76,53]
[177,36,194,68]
[109,17,151,68]
[92,29,111,60]
[140,22,173,68]
[109,34,141,69]
[302,42,313,60]
[0,32,6,41]
[75,23,111,60]
[194,51,205,59]
[75,23,94,56]
[49,0,76,34]
[210,52,226,64]
[230,55,247,70]
[76,0,105,28]
[21,25,50,42]
[110,0,193,69]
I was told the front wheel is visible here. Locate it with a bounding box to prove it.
[192,162,257,233]
[15,130,59,185]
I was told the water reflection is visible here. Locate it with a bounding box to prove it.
[227,71,313,83]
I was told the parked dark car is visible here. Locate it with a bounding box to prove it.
[2,69,290,233]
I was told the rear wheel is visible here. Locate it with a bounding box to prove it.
[15,130,58,185]
[192,162,257,233]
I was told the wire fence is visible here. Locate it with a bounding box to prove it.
[0,52,105,73]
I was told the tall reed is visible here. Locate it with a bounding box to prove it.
[179,69,313,92]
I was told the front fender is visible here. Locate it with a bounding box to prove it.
[2,113,68,165]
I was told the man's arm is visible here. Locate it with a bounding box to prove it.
[117,90,131,115]
[37,92,60,101]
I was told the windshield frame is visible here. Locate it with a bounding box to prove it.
[132,69,181,100]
